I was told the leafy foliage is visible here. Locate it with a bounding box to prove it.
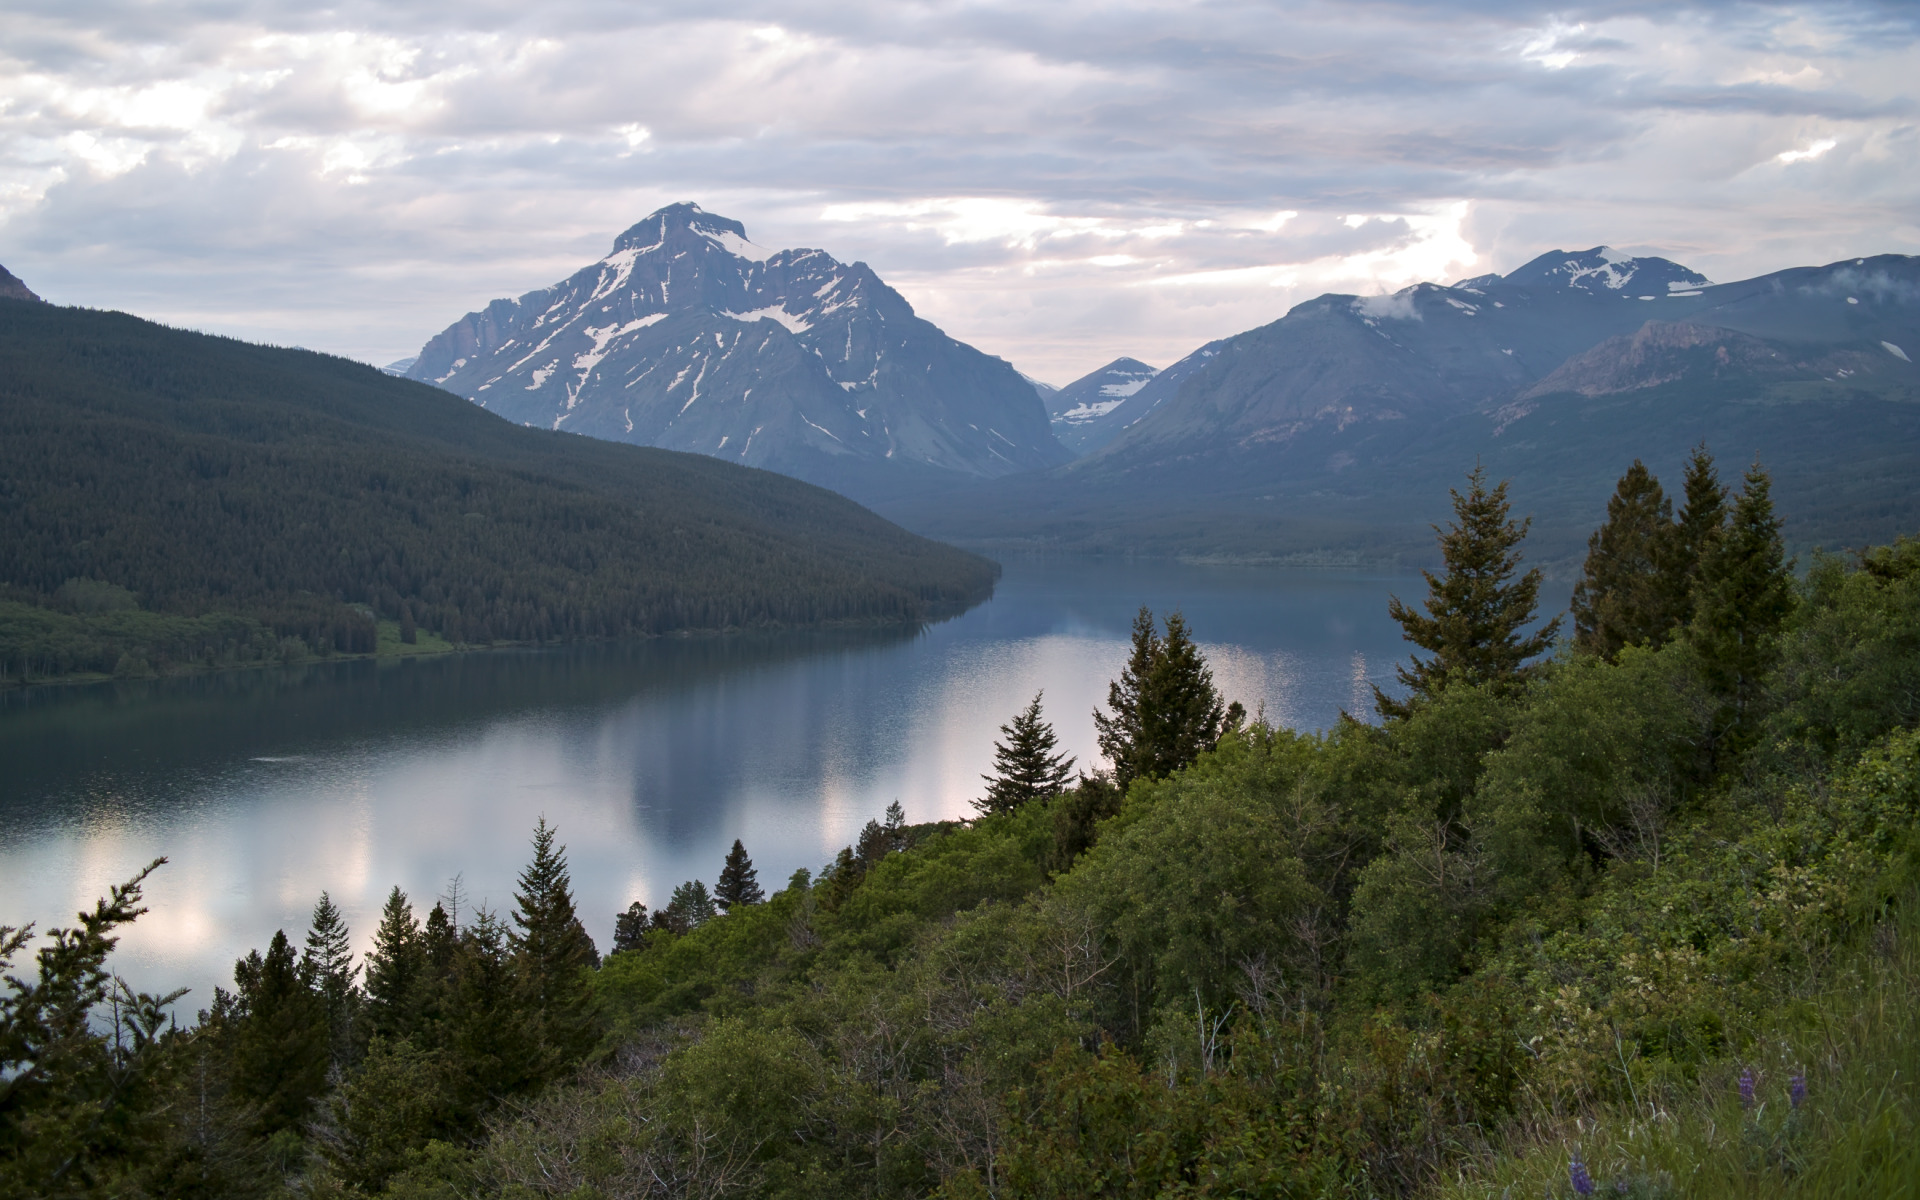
[9,466,1920,1200]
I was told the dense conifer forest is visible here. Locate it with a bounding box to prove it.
[6,453,1920,1199]
[0,299,997,683]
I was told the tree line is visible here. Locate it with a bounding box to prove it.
[0,300,998,683]
[7,446,1920,1198]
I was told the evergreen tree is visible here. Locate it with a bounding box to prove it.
[444,908,541,1114]
[1571,461,1681,660]
[230,930,328,1136]
[976,692,1076,816]
[714,840,765,911]
[298,892,360,1072]
[656,880,718,934]
[362,887,424,1043]
[1376,465,1560,719]
[611,901,651,954]
[1672,444,1731,620]
[1095,608,1240,786]
[510,819,600,1064]
[1689,460,1795,746]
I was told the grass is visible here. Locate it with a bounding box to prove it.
[1441,908,1920,1200]
[374,618,457,657]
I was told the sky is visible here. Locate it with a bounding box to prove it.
[2,1,1917,385]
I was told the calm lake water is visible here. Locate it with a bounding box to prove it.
[1,558,1440,1003]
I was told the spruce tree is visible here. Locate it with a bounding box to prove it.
[976,692,1076,816]
[510,819,600,1064]
[299,892,360,1071]
[1094,608,1239,786]
[362,887,424,1042]
[1669,443,1730,625]
[652,881,718,934]
[444,907,541,1110]
[230,930,328,1136]
[1689,460,1794,746]
[714,840,764,911]
[1376,465,1560,719]
[1571,461,1679,660]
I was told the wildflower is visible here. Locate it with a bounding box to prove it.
[1738,1067,1756,1110]
[1569,1153,1595,1197]
[1790,1073,1807,1109]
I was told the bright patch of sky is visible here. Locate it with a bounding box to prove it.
[1,1,1916,382]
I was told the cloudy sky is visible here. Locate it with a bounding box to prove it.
[3,1,1916,383]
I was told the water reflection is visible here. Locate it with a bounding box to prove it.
[0,559,1427,1002]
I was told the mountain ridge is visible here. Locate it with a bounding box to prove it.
[407,203,1069,503]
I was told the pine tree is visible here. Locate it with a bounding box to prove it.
[1095,608,1239,786]
[1090,606,1236,787]
[444,907,541,1112]
[1689,460,1794,746]
[1669,443,1730,625]
[299,892,360,1071]
[230,930,328,1136]
[1377,465,1560,719]
[976,692,1076,816]
[714,840,764,911]
[510,819,600,1064]
[1570,461,1679,659]
[611,901,650,953]
[362,887,424,1042]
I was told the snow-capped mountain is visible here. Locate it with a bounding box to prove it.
[407,203,1068,500]
[1045,358,1157,454]
[879,248,1920,564]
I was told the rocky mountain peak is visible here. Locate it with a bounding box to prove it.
[611,201,767,260]
[405,204,1065,499]
[1500,246,1712,297]
[0,263,43,303]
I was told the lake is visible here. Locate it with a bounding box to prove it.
[0,558,1437,1003]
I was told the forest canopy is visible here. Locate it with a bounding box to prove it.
[0,299,998,682]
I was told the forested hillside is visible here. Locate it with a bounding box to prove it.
[0,299,997,683]
[7,455,1919,1198]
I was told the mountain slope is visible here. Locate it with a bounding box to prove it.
[407,203,1068,502]
[880,250,1920,565]
[1045,357,1158,454]
[0,264,40,303]
[0,298,998,670]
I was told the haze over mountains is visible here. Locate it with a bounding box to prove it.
[883,246,1920,565]
[406,203,1068,503]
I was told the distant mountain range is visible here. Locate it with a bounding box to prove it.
[406,203,1068,503]
[882,246,1920,566]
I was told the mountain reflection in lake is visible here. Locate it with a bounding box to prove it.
[0,558,1434,1000]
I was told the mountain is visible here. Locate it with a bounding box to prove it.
[406,203,1069,503]
[0,297,998,679]
[878,249,1920,566]
[0,264,40,303]
[1045,357,1158,454]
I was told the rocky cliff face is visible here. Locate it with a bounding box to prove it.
[407,204,1068,501]
[0,264,42,303]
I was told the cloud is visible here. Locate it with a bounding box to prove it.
[1,0,1916,382]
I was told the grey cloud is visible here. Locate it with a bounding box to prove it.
[2,0,1915,382]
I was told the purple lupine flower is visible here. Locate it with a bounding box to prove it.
[1790,1073,1807,1109]
[1569,1153,1595,1197]
[1738,1067,1756,1110]
[1615,1179,1630,1194]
